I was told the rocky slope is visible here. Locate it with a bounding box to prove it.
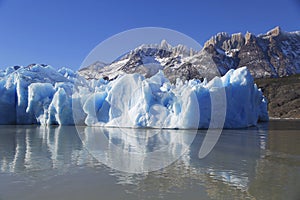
[79,40,214,83]
[204,26,300,78]
[255,74,300,119]
[71,27,300,119]
[79,27,300,83]
[201,26,300,119]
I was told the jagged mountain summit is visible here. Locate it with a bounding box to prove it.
[79,27,300,82]
[204,26,300,78]
[79,40,220,83]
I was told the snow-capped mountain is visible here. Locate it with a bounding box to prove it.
[79,40,220,83]
[78,61,107,79]
[79,27,300,81]
[203,26,300,78]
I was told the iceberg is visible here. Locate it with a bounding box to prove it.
[0,64,268,128]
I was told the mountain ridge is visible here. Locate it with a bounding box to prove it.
[77,26,300,119]
[79,26,300,82]
[203,26,300,78]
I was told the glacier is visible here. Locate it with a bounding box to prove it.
[0,64,268,128]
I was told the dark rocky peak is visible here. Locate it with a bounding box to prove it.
[226,33,245,50]
[121,40,193,61]
[13,65,21,70]
[203,26,300,78]
[204,31,246,53]
[204,32,230,49]
[203,44,216,54]
[245,32,256,44]
[266,26,282,37]
[130,46,172,59]
[79,27,300,82]
[259,26,299,42]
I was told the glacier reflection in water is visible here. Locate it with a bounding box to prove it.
[0,123,299,200]
[77,126,197,173]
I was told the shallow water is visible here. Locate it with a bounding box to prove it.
[0,120,299,200]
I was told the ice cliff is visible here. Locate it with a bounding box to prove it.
[0,64,268,128]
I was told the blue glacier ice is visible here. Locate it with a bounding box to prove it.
[0,64,268,128]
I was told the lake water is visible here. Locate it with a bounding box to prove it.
[0,120,299,200]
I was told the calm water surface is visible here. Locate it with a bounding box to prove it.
[0,120,299,200]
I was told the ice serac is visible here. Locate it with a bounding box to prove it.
[48,86,74,125]
[0,64,74,125]
[80,66,268,129]
[0,64,268,128]
[0,76,16,124]
[27,83,55,124]
[221,67,267,128]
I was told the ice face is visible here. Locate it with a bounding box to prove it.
[0,77,16,124]
[0,65,73,125]
[0,64,268,128]
[27,83,55,124]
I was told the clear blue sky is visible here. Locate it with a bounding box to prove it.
[0,0,299,70]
